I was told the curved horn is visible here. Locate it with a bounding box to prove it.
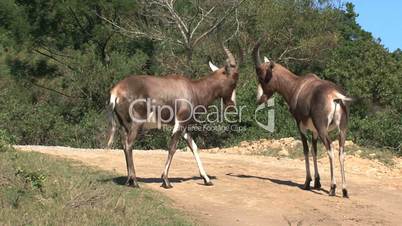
[223,45,236,67]
[252,39,262,68]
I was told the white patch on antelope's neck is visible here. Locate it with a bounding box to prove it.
[172,118,180,135]
[209,61,219,72]
[257,84,264,101]
[109,93,118,109]
[264,56,270,63]
[231,89,236,105]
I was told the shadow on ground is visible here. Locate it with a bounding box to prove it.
[99,175,217,186]
[226,173,329,195]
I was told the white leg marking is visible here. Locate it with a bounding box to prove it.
[183,133,210,183]
[328,143,336,186]
[163,158,170,176]
[147,111,156,122]
[172,118,180,135]
[339,144,347,189]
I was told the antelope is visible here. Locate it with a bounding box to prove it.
[107,46,238,189]
[253,40,352,198]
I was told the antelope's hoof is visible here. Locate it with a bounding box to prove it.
[126,178,140,188]
[303,179,311,190]
[342,189,349,198]
[314,179,321,189]
[161,181,173,189]
[329,185,336,196]
[204,181,214,186]
[129,183,140,188]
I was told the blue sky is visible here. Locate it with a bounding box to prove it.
[346,0,402,51]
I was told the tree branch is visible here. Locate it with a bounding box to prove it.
[24,79,81,99]
[193,0,245,46]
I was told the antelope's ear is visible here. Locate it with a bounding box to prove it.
[209,61,219,72]
[264,56,270,63]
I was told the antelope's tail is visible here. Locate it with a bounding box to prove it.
[333,92,354,103]
[107,94,118,148]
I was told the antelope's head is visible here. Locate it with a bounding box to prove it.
[252,40,276,105]
[208,46,239,108]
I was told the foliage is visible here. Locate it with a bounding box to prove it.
[0,129,14,152]
[0,149,193,225]
[0,0,400,152]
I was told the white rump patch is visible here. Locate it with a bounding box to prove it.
[264,56,270,63]
[209,61,219,72]
[231,89,236,105]
[257,84,264,101]
[328,102,342,131]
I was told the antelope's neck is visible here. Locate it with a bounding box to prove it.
[191,75,222,106]
[273,68,299,105]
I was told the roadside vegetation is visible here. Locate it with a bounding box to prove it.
[209,137,397,165]
[0,0,400,153]
[0,138,193,226]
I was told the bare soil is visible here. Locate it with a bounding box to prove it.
[15,143,402,226]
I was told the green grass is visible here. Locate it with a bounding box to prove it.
[0,147,194,226]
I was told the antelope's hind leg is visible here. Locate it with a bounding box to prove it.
[311,135,321,189]
[299,131,312,190]
[339,130,348,198]
[123,123,141,188]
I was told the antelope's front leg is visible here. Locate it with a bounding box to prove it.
[183,133,213,186]
[161,128,182,189]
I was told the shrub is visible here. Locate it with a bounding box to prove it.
[0,129,14,152]
[350,110,402,155]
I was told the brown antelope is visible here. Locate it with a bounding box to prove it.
[253,40,352,198]
[107,46,238,189]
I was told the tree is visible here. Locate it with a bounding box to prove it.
[97,0,244,64]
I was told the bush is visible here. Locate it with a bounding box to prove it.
[0,129,14,152]
[350,110,402,154]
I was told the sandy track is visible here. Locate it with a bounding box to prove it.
[15,145,402,226]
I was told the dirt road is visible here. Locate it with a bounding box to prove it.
[16,145,402,226]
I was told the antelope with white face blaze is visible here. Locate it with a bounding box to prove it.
[253,40,352,198]
[107,46,238,188]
